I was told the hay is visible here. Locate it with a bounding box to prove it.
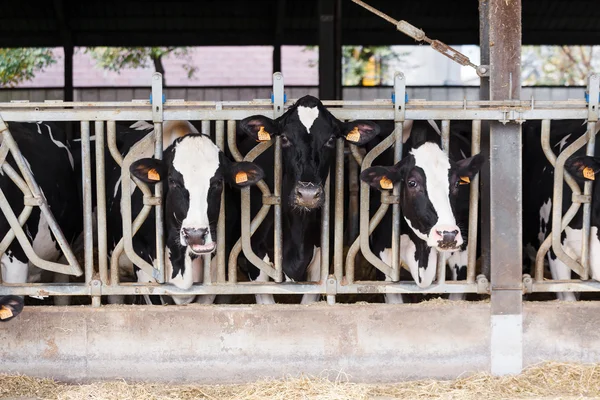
[2,362,600,400]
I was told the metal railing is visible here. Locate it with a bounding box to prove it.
[0,72,598,304]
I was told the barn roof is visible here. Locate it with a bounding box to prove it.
[1,0,598,48]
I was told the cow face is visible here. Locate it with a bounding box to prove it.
[0,296,24,322]
[361,141,484,252]
[131,134,264,259]
[240,95,379,212]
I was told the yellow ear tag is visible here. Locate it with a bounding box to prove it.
[346,126,361,143]
[257,126,271,141]
[235,171,248,184]
[459,176,471,185]
[0,305,13,320]
[147,168,161,181]
[380,177,393,189]
[583,167,595,181]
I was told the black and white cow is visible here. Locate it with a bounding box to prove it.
[0,296,24,322]
[106,121,263,304]
[361,120,484,303]
[523,120,600,302]
[0,122,81,289]
[237,95,380,304]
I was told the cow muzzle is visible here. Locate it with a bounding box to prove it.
[293,181,324,209]
[429,225,463,251]
[182,227,215,254]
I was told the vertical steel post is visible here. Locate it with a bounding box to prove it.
[467,120,482,283]
[437,120,451,283]
[215,120,227,283]
[202,120,212,284]
[80,121,96,305]
[273,72,285,283]
[334,138,345,283]
[226,120,239,284]
[151,73,165,283]
[95,121,108,285]
[479,0,492,279]
[489,0,523,376]
[391,73,405,282]
[347,152,360,243]
[581,74,600,279]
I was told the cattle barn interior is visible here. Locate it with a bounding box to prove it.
[1,0,600,384]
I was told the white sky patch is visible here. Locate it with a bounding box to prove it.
[172,135,220,246]
[411,142,455,227]
[297,106,319,134]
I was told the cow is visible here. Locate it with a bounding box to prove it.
[237,95,380,304]
[360,120,484,303]
[0,122,81,292]
[106,121,264,305]
[0,296,24,322]
[523,120,600,302]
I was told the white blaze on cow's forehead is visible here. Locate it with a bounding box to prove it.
[173,135,220,237]
[297,106,319,134]
[410,142,456,226]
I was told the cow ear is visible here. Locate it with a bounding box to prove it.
[566,155,600,182]
[227,161,265,188]
[454,153,485,183]
[240,116,280,142]
[360,165,402,190]
[0,296,24,322]
[342,120,380,146]
[130,158,166,184]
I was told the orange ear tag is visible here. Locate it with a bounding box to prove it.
[346,126,361,143]
[380,177,393,189]
[235,171,249,184]
[459,176,470,185]
[147,168,161,181]
[583,167,595,181]
[0,305,13,320]
[257,126,271,141]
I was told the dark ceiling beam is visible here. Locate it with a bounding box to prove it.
[273,0,287,74]
[52,0,73,103]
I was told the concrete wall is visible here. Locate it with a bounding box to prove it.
[1,301,598,383]
[0,86,587,103]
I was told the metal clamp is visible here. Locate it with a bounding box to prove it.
[262,195,281,206]
[89,279,102,297]
[142,196,162,206]
[381,195,400,204]
[572,194,592,204]
[476,274,490,294]
[326,275,337,296]
[522,274,533,294]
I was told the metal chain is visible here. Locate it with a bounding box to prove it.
[351,0,489,77]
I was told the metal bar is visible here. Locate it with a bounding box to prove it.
[467,120,481,283]
[226,120,239,283]
[320,173,331,283]
[201,120,212,285]
[347,148,360,243]
[334,139,345,282]
[273,72,284,283]
[215,120,226,283]
[437,119,451,284]
[489,0,523,376]
[95,121,108,285]
[151,73,165,284]
[80,121,94,284]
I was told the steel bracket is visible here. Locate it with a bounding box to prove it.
[326,274,337,296]
[588,74,599,122]
[572,194,592,204]
[23,196,42,207]
[522,274,533,294]
[381,195,400,204]
[477,65,490,77]
[262,195,281,206]
[142,196,162,206]
[89,279,102,297]
[476,274,490,294]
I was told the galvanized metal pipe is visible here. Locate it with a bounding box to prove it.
[467,120,481,283]
[201,120,212,285]
[320,173,331,283]
[437,120,451,284]
[333,139,345,282]
[0,164,34,255]
[391,122,403,282]
[273,136,283,283]
[81,121,94,283]
[153,122,166,283]
[215,120,226,283]
[95,121,109,285]
[580,121,598,280]
[347,149,360,242]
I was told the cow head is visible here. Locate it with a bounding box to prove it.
[240,95,379,212]
[0,296,24,322]
[131,134,263,287]
[566,155,600,183]
[361,133,484,254]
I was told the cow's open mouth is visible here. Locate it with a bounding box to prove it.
[188,242,216,255]
[436,240,458,251]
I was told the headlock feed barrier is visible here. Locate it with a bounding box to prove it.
[0,71,599,305]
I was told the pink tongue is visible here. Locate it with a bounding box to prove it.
[191,243,214,253]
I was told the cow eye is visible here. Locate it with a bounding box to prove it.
[407,179,418,188]
[169,178,182,188]
[280,135,291,147]
[324,137,336,148]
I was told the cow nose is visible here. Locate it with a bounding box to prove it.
[295,182,323,208]
[430,225,463,250]
[182,228,208,246]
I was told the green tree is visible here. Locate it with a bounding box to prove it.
[342,46,406,86]
[86,47,197,86]
[522,45,600,86]
[0,48,56,87]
